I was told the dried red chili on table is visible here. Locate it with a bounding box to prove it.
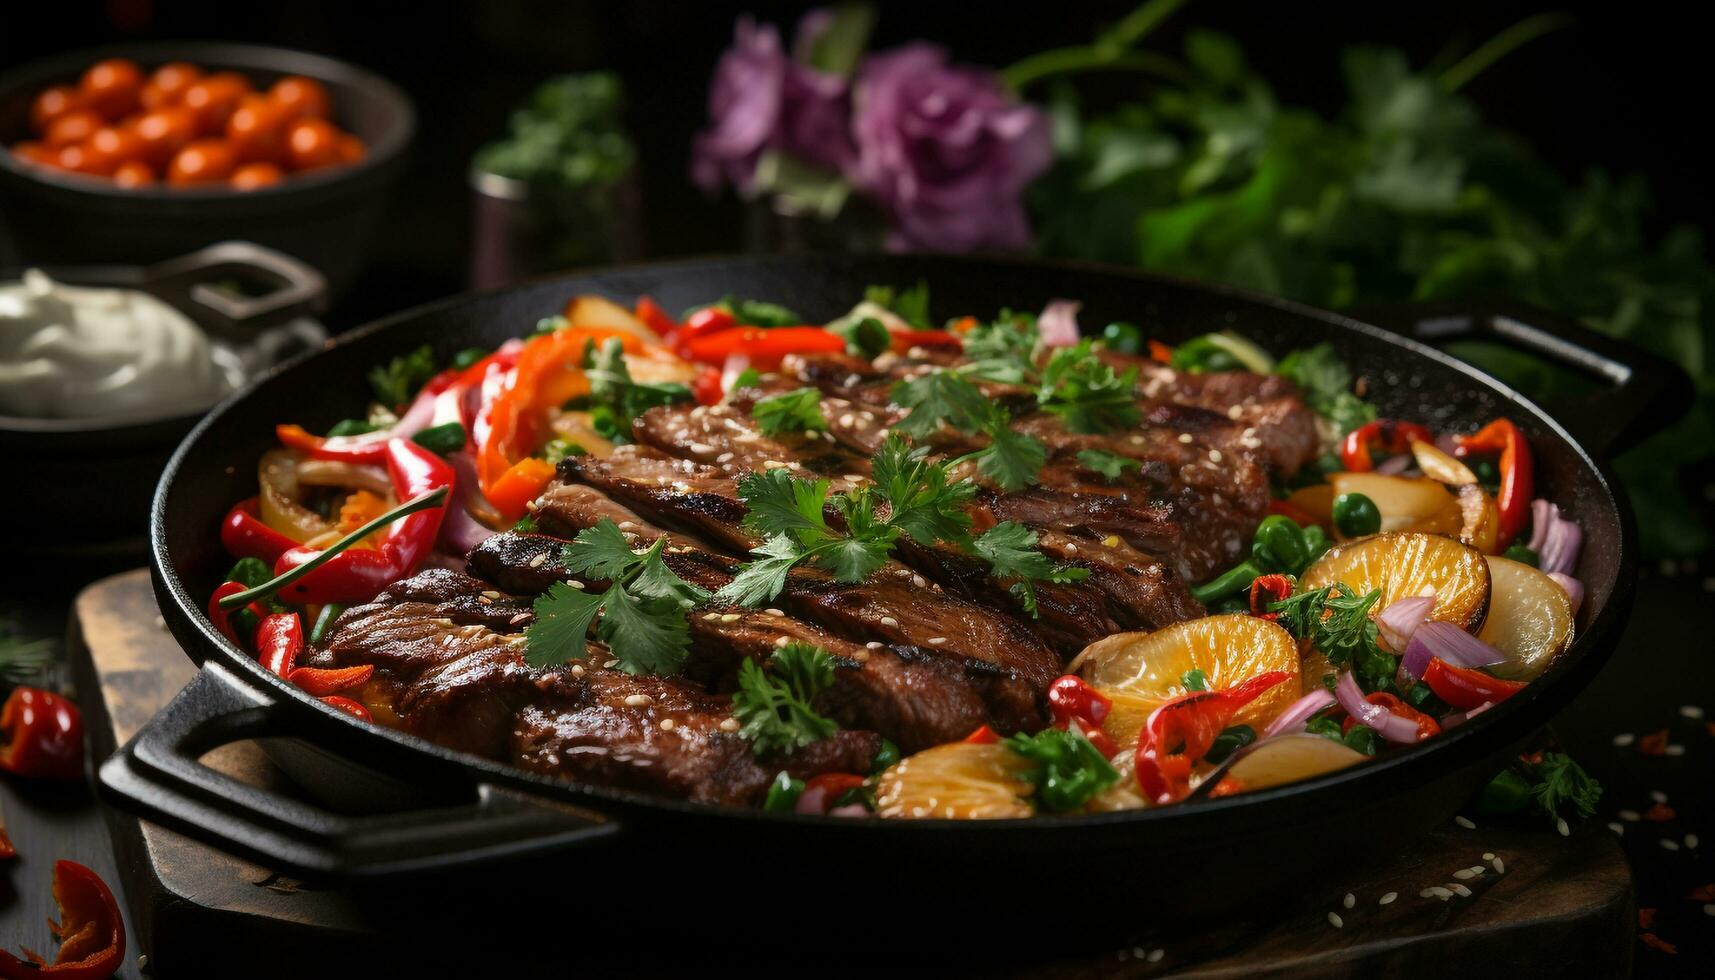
[0,860,125,979]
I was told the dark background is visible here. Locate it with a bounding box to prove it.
[2,0,1706,325]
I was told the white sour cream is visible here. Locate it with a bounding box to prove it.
[0,269,242,421]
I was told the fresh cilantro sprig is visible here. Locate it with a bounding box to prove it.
[891,371,1046,491]
[367,344,437,410]
[582,337,693,443]
[1529,752,1602,821]
[1077,448,1142,482]
[831,316,892,359]
[961,312,1039,382]
[751,387,828,437]
[1268,583,1396,691]
[525,519,710,675]
[732,643,839,756]
[971,521,1091,615]
[864,280,932,329]
[1005,727,1120,812]
[1276,344,1377,436]
[1037,340,1142,433]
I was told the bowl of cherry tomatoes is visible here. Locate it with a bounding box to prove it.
[0,42,413,293]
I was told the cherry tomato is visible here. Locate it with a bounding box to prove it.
[56,141,120,177]
[112,159,156,187]
[29,84,85,135]
[132,107,198,167]
[44,109,104,148]
[140,61,204,110]
[231,160,285,190]
[88,125,145,165]
[285,118,340,171]
[167,139,237,185]
[180,72,251,136]
[268,75,331,121]
[226,94,290,164]
[10,141,56,167]
[80,57,145,121]
[335,131,366,165]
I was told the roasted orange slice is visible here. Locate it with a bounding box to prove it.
[1478,555,1575,680]
[1299,531,1490,631]
[874,742,1035,819]
[1071,614,1301,748]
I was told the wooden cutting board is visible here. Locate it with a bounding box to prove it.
[69,570,1634,978]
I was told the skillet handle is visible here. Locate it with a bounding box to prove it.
[97,662,620,879]
[141,241,329,342]
[1357,300,1693,455]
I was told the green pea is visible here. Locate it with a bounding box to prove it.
[1101,321,1144,354]
[1502,544,1539,567]
[1332,492,1382,537]
[411,421,467,456]
[764,771,805,812]
[1300,524,1332,567]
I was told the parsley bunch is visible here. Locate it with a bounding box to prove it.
[367,344,437,411]
[731,643,840,756]
[582,338,692,443]
[1077,448,1142,482]
[1036,340,1143,433]
[1269,583,1397,692]
[525,519,709,675]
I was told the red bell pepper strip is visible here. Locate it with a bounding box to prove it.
[1454,418,1534,548]
[0,825,14,860]
[692,365,725,406]
[1422,658,1526,711]
[207,581,255,646]
[319,695,373,722]
[889,329,963,354]
[1340,419,1436,472]
[681,307,737,340]
[964,724,1001,745]
[219,497,301,564]
[274,422,389,465]
[271,439,452,604]
[634,296,680,340]
[795,772,867,815]
[1135,671,1291,805]
[0,860,125,980]
[1046,675,1112,729]
[286,663,375,697]
[1341,691,1442,740]
[1147,339,1174,364]
[0,687,84,783]
[1268,498,1325,530]
[682,326,845,369]
[254,612,303,678]
[1248,573,1294,618]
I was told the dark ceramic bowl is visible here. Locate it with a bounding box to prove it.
[0,41,413,295]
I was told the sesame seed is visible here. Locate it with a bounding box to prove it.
[1608,822,1625,835]
[1327,912,1343,928]
[1449,883,1472,898]
[1178,433,1194,444]
[928,637,947,645]
[719,717,740,732]
[660,718,675,731]
[1065,543,1078,554]
[1687,834,1700,849]
[1379,892,1397,905]
[763,460,787,469]
[1665,744,1686,756]
[688,442,713,454]
[879,616,899,627]
[716,452,735,463]
[1620,809,1641,821]
[765,608,785,616]
[1209,449,1223,463]
[1681,705,1706,719]
[570,664,585,677]
[1651,790,1669,804]
[1428,887,1453,900]
[1146,949,1164,963]
[1612,733,1636,747]
[1454,868,1480,880]
[481,590,501,599]
[1455,816,1476,829]
[1343,893,1355,908]
[720,613,741,623]
[1103,535,1121,547]
[1483,852,1495,861]
[703,612,721,621]
[853,649,870,662]
[509,612,530,625]
[477,595,493,605]
[1661,839,1682,852]
[774,636,790,648]
[624,694,652,707]
[528,553,548,568]
[839,414,855,427]
[1557,817,1570,837]
[1492,857,1505,873]
[603,659,618,668]
[865,641,882,649]
[618,521,637,530]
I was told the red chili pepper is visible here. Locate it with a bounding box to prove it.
[1422,658,1526,711]
[0,687,84,782]
[1249,573,1294,618]
[1454,418,1534,548]
[1046,675,1112,729]
[274,423,389,465]
[1340,419,1436,472]
[254,612,303,678]
[1268,498,1325,530]
[634,296,680,340]
[286,664,375,697]
[0,860,125,980]
[271,439,452,604]
[889,329,963,354]
[319,695,373,722]
[681,307,737,340]
[692,365,725,406]
[682,326,845,369]
[0,826,14,860]
[795,772,867,815]
[1065,715,1119,758]
[219,497,300,564]
[1147,339,1174,364]
[964,724,1001,745]
[1135,671,1290,805]
[207,581,250,646]
[1342,691,1442,740]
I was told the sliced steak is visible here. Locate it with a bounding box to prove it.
[631,400,869,488]
[529,482,715,552]
[561,447,756,553]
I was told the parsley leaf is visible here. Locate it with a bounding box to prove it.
[1269,583,1396,692]
[582,338,692,443]
[831,316,892,359]
[1276,343,1377,436]
[962,313,1040,383]
[1004,728,1120,812]
[869,434,976,547]
[715,534,805,607]
[1037,340,1142,434]
[751,387,828,437]
[732,644,839,756]
[972,521,1091,615]
[1077,448,1142,482]
[864,281,931,329]
[890,370,996,439]
[1529,752,1602,822]
[730,367,763,390]
[367,344,437,410]
[524,581,604,667]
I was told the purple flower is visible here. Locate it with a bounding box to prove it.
[849,44,1052,253]
[691,16,854,194]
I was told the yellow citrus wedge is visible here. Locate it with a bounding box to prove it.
[874,742,1035,819]
[1071,614,1301,749]
[1300,531,1491,632]
[1478,556,1575,681]
[1226,734,1369,792]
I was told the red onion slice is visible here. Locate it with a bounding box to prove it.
[1261,688,1337,739]
[1376,592,1435,653]
[1374,453,1412,475]
[1548,571,1584,615]
[1037,299,1082,347]
[1334,672,1423,744]
[720,354,752,393]
[1538,515,1583,577]
[1401,620,1509,680]
[1527,498,1555,552]
[440,451,501,554]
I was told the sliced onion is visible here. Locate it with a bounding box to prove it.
[1527,499,1555,552]
[1261,689,1337,739]
[1376,591,1435,653]
[1538,511,1583,577]
[1400,620,1509,681]
[1440,700,1495,729]
[440,451,501,554]
[1333,672,1423,744]
[720,354,752,393]
[1374,453,1412,476]
[1547,571,1584,615]
[1037,299,1082,347]
[294,458,392,497]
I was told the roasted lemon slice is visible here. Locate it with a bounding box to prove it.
[1226,734,1369,791]
[1071,615,1301,748]
[1478,555,1575,680]
[1329,473,1462,538]
[1299,531,1490,632]
[874,742,1036,819]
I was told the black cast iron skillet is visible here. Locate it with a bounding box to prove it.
[100,254,1686,943]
